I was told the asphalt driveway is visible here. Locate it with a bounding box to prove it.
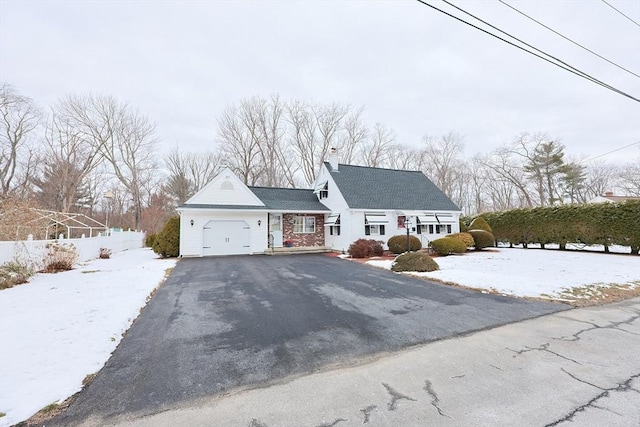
[50,254,565,425]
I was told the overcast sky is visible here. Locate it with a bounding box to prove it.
[1,0,639,165]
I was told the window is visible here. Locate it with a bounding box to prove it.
[365,224,385,236]
[318,183,328,199]
[293,216,315,233]
[434,224,451,234]
[328,214,340,236]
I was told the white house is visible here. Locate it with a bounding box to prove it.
[312,151,462,252]
[177,151,462,256]
[588,191,640,204]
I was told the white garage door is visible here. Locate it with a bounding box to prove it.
[203,220,251,256]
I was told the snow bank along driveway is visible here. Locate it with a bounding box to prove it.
[0,248,177,427]
[367,248,640,298]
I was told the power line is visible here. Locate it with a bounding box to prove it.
[581,141,640,163]
[499,0,640,79]
[601,0,640,28]
[439,0,638,101]
[414,0,640,102]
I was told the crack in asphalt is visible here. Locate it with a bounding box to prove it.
[553,314,640,342]
[451,374,466,379]
[360,404,377,424]
[561,368,605,390]
[507,343,582,365]
[544,373,640,426]
[489,364,503,371]
[248,418,268,427]
[423,380,450,418]
[316,418,347,427]
[382,382,417,411]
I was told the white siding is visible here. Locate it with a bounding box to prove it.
[314,165,351,252]
[186,167,264,207]
[179,210,268,257]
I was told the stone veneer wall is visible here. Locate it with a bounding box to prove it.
[283,213,325,247]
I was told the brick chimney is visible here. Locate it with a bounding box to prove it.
[329,147,338,171]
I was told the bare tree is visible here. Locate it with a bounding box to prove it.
[313,102,348,169]
[55,94,159,229]
[0,84,41,197]
[420,131,465,199]
[33,106,104,212]
[286,100,318,184]
[482,146,535,208]
[218,99,263,185]
[360,122,395,167]
[165,147,223,204]
[584,160,617,199]
[339,106,368,164]
[617,159,640,196]
[255,94,287,187]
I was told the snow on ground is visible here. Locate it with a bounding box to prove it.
[366,248,640,298]
[0,248,177,427]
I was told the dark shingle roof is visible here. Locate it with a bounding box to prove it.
[325,162,460,211]
[248,187,330,211]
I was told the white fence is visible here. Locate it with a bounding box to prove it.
[0,230,146,266]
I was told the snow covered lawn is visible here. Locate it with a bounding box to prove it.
[0,248,177,427]
[366,248,640,300]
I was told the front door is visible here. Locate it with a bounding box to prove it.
[269,213,283,247]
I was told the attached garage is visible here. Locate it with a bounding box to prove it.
[202,220,251,256]
[177,167,330,257]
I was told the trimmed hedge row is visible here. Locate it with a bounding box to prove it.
[482,200,640,254]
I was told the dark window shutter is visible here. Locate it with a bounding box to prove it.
[380,225,385,235]
[429,224,434,234]
[365,225,370,236]
[447,225,452,234]
[417,225,421,234]
[337,226,341,236]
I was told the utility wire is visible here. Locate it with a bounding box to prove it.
[499,0,640,79]
[601,0,640,28]
[440,0,637,101]
[580,141,640,163]
[414,0,640,103]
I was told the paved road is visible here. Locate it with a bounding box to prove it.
[49,254,564,426]
[114,298,640,427]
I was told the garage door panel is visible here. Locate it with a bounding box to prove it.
[203,220,251,256]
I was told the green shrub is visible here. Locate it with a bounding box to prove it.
[0,261,36,290]
[387,235,421,254]
[145,233,157,248]
[348,239,384,258]
[153,216,180,258]
[469,229,495,250]
[429,237,467,256]
[392,252,439,272]
[459,218,469,232]
[41,242,79,273]
[469,216,493,233]
[447,232,474,248]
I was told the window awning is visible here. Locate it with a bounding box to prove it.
[324,213,340,226]
[417,213,437,224]
[313,180,328,194]
[435,213,456,223]
[365,212,389,225]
